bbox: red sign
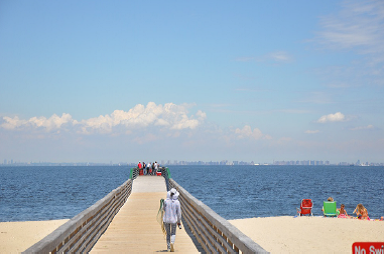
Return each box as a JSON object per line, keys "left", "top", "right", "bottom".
{"left": 352, "top": 242, "right": 384, "bottom": 254}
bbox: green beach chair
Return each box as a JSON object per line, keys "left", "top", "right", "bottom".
{"left": 323, "top": 201, "right": 338, "bottom": 217}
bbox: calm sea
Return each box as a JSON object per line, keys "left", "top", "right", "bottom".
{"left": 171, "top": 165, "right": 384, "bottom": 220}
{"left": 0, "top": 166, "right": 130, "bottom": 222}
{"left": 0, "top": 165, "right": 383, "bottom": 222}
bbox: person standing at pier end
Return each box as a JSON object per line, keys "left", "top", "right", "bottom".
{"left": 163, "top": 188, "right": 181, "bottom": 252}
{"left": 147, "top": 162, "right": 151, "bottom": 175}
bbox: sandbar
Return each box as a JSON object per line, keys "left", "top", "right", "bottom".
{"left": 229, "top": 216, "right": 384, "bottom": 254}
{"left": 0, "top": 219, "right": 69, "bottom": 253}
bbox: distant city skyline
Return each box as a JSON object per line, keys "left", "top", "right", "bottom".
{"left": 1, "top": 1, "right": 383, "bottom": 163}
{"left": 2, "top": 158, "right": 383, "bottom": 167}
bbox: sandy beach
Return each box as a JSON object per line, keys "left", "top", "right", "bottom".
{"left": 229, "top": 216, "right": 384, "bottom": 254}
{"left": 0, "top": 219, "right": 69, "bottom": 253}
{"left": 1, "top": 216, "right": 383, "bottom": 253}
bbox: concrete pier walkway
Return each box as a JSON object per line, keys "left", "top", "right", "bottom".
{"left": 91, "top": 176, "right": 199, "bottom": 253}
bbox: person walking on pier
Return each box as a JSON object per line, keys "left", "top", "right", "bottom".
{"left": 163, "top": 188, "right": 181, "bottom": 252}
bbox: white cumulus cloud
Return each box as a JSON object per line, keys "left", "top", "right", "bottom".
{"left": 0, "top": 102, "right": 207, "bottom": 135}
{"left": 1, "top": 113, "right": 74, "bottom": 131}
{"left": 316, "top": 112, "right": 346, "bottom": 123}
{"left": 234, "top": 125, "right": 271, "bottom": 140}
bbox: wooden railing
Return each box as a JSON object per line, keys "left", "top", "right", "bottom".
{"left": 130, "top": 167, "right": 139, "bottom": 180}
{"left": 23, "top": 169, "right": 136, "bottom": 253}
{"left": 166, "top": 175, "right": 268, "bottom": 253}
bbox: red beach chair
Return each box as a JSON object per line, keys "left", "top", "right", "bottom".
{"left": 296, "top": 199, "right": 313, "bottom": 216}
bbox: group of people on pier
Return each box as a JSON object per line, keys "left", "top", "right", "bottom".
{"left": 137, "top": 161, "right": 159, "bottom": 175}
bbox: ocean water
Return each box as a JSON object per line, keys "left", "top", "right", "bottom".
{"left": 0, "top": 166, "right": 130, "bottom": 222}
{"left": 170, "top": 165, "right": 384, "bottom": 220}
{"left": 0, "top": 165, "right": 383, "bottom": 222}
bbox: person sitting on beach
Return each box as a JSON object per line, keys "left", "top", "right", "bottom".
{"left": 353, "top": 203, "right": 369, "bottom": 220}
{"left": 321, "top": 197, "right": 334, "bottom": 212}
{"left": 337, "top": 204, "right": 348, "bottom": 218}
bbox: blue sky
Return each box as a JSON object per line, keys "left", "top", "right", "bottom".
{"left": 1, "top": 0, "right": 383, "bottom": 164}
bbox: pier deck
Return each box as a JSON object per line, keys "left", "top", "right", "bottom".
{"left": 91, "top": 176, "right": 199, "bottom": 253}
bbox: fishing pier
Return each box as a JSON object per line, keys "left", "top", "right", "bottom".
{"left": 24, "top": 168, "right": 267, "bottom": 253}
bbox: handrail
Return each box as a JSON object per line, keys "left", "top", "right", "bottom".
{"left": 161, "top": 167, "right": 170, "bottom": 190}
{"left": 23, "top": 178, "right": 133, "bottom": 253}
{"left": 130, "top": 167, "right": 139, "bottom": 179}
{"left": 166, "top": 177, "right": 268, "bottom": 254}
{"left": 164, "top": 167, "right": 171, "bottom": 179}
